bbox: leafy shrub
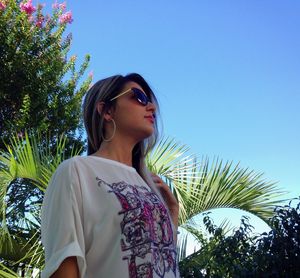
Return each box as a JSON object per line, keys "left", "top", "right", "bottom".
{"left": 179, "top": 197, "right": 300, "bottom": 277}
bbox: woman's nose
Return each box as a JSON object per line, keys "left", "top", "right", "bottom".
{"left": 146, "top": 101, "right": 156, "bottom": 113}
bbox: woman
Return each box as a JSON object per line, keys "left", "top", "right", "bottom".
{"left": 41, "top": 73, "right": 180, "bottom": 278}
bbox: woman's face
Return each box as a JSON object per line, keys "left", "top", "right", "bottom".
{"left": 111, "top": 81, "right": 156, "bottom": 142}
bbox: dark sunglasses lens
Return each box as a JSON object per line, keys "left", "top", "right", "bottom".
{"left": 132, "top": 88, "right": 150, "bottom": 106}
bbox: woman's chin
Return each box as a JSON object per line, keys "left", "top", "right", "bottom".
{"left": 139, "top": 127, "right": 155, "bottom": 140}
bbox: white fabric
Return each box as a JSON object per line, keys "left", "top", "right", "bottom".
{"left": 41, "top": 156, "right": 179, "bottom": 278}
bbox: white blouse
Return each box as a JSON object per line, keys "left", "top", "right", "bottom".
{"left": 41, "top": 156, "right": 179, "bottom": 278}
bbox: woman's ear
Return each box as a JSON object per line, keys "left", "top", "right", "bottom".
{"left": 96, "top": 101, "right": 105, "bottom": 115}
{"left": 96, "top": 101, "right": 113, "bottom": 121}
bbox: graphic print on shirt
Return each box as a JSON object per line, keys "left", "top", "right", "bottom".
{"left": 96, "top": 177, "right": 177, "bottom": 278}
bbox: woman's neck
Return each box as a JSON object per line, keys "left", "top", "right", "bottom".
{"left": 93, "top": 136, "right": 137, "bottom": 167}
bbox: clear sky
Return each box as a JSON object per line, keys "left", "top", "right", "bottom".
{"left": 43, "top": 0, "right": 300, "bottom": 234}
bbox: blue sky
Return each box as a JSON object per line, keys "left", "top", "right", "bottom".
{"left": 44, "top": 0, "right": 300, "bottom": 233}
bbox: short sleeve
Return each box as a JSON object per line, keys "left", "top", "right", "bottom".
{"left": 41, "top": 159, "right": 86, "bottom": 278}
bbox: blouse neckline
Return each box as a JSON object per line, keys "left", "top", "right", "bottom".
{"left": 87, "top": 155, "right": 137, "bottom": 173}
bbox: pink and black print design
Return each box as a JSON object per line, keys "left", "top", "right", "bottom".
{"left": 96, "top": 178, "right": 177, "bottom": 278}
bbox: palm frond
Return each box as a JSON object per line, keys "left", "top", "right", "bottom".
{"left": 187, "top": 157, "right": 285, "bottom": 223}
{"left": 0, "top": 131, "right": 81, "bottom": 273}
{"left": 0, "top": 227, "right": 29, "bottom": 262}
{"left": 177, "top": 229, "right": 189, "bottom": 262}
{"left": 0, "top": 265, "right": 18, "bottom": 278}
{"left": 147, "top": 138, "right": 285, "bottom": 228}
{"left": 15, "top": 230, "right": 44, "bottom": 275}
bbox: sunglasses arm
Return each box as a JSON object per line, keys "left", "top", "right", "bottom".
{"left": 109, "top": 88, "right": 132, "bottom": 101}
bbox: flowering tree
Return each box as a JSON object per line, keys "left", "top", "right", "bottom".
{"left": 0, "top": 0, "right": 92, "bottom": 152}
{"left": 0, "top": 1, "right": 92, "bottom": 275}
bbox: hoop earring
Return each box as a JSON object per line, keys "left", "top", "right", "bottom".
{"left": 102, "top": 119, "right": 116, "bottom": 142}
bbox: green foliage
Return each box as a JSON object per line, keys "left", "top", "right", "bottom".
{"left": 0, "top": 131, "right": 81, "bottom": 276}
{"left": 179, "top": 215, "right": 256, "bottom": 277}
{"left": 179, "top": 197, "right": 300, "bottom": 277}
{"left": 0, "top": 0, "right": 92, "bottom": 152}
{"left": 253, "top": 198, "right": 300, "bottom": 276}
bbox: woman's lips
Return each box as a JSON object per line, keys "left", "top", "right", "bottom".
{"left": 144, "top": 116, "right": 154, "bottom": 123}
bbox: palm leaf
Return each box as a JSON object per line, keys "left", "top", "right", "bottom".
{"left": 177, "top": 229, "right": 189, "bottom": 262}
{"left": 147, "top": 138, "right": 285, "bottom": 226}
{"left": 186, "top": 157, "right": 285, "bottom": 222}
{"left": 0, "top": 266, "right": 18, "bottom": 278}
{"left": 14, "top": 230, "right": 44, "bottom": 276}
{"left": 0, "top": 131, "right": 81, "bottom": 273}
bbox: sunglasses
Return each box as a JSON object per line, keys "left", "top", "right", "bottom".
{"left": 109, "top": 87, "right": 152, "bottom": 106}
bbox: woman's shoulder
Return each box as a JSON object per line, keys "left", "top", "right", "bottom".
{"left": 47, "top": 156, "right": 93, "bottom": 190}
{"left": 54, "top": 155, "right": 105, "bottom": 176}
{"left": 55, "top": 155, "right": 80, "bottom": 171}
{"left": 56, "top": 155, "right": 137, "bottom": 179}
{"left": 51, "top": 156, "right": 89, "bottom": 182}
{"left": 58, "top": 155, "right": 96, "bottom": 168}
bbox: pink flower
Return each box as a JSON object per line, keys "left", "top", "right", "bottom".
{"left": 36, "top": 15, "right": 44, "bottom": 27}
{"left": 59, "top": 11, "right": 73, "bottom": 24}
{"left": 59, "top": 2, "right": 66, "bottom": 11}
{"left": 52, "top": 0, "right": 59, "bottom": 9}
{"left": 0, "top": 1, "right": 6, "bottom": 10}
{"left": 20, "top": 0, "right": 36, "bottom": 15}
{"left": 28, "top": 15, "right": 34, "bottom": 22}
{"left": 88, "top": 71, "right": 94, "bottom": 79}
